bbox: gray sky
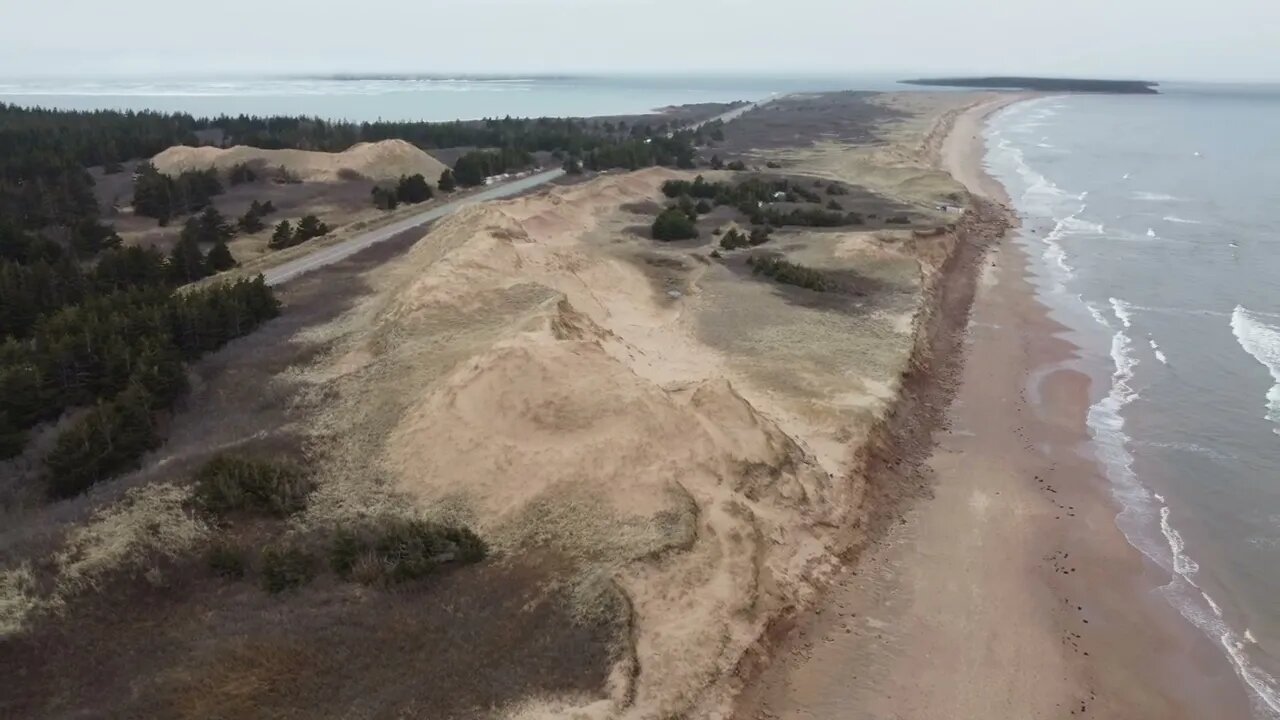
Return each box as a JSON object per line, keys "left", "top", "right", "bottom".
{"left": 3, "top": 0, "right": 1279, "bottom": 81}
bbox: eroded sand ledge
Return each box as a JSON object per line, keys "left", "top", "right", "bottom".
{"left": 735, "top": 97, "right": 1256, "bottom": 720}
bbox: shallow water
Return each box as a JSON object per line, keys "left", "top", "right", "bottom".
{"left": 984, "top": 85, "right": 1280, "bottom": 719}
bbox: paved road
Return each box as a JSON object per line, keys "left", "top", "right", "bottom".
{"left": 262, "top": 169, "right": 565, "bottom": 285}
{"left": 686, "top": 94, "right": 776, "bottom": 132}
{"left": 264, "top": 97, "right": 776, "bottom": 286}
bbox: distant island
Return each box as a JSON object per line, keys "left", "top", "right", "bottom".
{"left": 902, "top": 76, "right": 1159, "bottom": 94}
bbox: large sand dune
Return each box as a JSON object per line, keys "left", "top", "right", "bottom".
{"left": 0, "top": 93, "right": 1004, "bottom": 719}
{"left": 151, "top": 139, "right": 447, "bottom": 182}
{"left": 290, "top": 167, "right": 968, "bottom": 717}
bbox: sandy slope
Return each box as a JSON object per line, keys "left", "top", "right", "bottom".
{"left": 151, "top": 139, "right": 447, "bottom": 182}
{"left": 294, "top": 170, "right": 836, "bottom": 717}
{"left": 281, "top": 144, "right": 982, "bottom": 716}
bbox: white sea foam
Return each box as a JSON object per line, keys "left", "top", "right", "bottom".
{"left": 1083, "top": 299, "right": 1280, "bottom": 715}
{"left": 1204, "top": 592, "right": 1224, "bottom": 616}
{"left": 991, "top": 136, "right": 1280, "bottom": 714}
{"left": 1164, "top": 215, "right": 1203, "bottom": 225}
{"left": 1231, "top": 306, "right": 1280, "bottom": 434}
{"left": 1110, "top": 297, "right": 1135, "bottom": 328}
{"left": 1086, "top": 302, "right": 1112, "bottom": 329}
{"left": 1161, "top": 505, "right": 1200, "bottom": 575}
{"left": 1133, "top": 191, "right": 1181, "bottom": 202}
{"left": 1149, "top": 338, "right": 1169, "bottom": 364}
{"left": 1142, "top": 441, "right": 1234, "bottom": 463}
{"left": 1152, "top": 476, "right": 1280, "bottom": 717}
{"left": 1061, "top": 216, "right": 1105, "bottom": 235}
{"left": 1147, "top": 227, "right": 1157, "bottom": 238}
{"left": 1127, "top": 304, "right": 1233, "bottom": 319}
{"left": 1083, "top": 304, "right": 1280, "bottom": 716}
{"left": 1036, "top": 208, "right": 1091, "bottom": 287}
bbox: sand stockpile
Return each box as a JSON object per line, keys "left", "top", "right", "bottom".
{"left": 151, "top": 139, "right": 448, "bottom": 182}
{"left": 293, "top": 169, "right": 868, "bottom": 718}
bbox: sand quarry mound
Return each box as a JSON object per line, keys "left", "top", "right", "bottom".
{"left": 151, "top": 139, "right": 447, "bottom": 182}
{"left": 295, "top": 169, "right": 864, "bottom": 718}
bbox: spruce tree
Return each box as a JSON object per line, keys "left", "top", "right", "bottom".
{"left": 294, "top": 215, "right": 329, "bottom": 242}
{"left": 438, "top": 168, "right": 457, "bottom": 193}
{"left": 395, "top": 174, "right": 432, "bottom": 204}
{"left": 270, "top": 220, "right": 294, "bottom": 250}
{"left": 207, "top": 240, "right": 237, "bottom": 272}
{"left": 168, "top": 237, "right": 209, "bottom": 284}
{"left": 197, "top": 206, "right": 234, "bottom": 243}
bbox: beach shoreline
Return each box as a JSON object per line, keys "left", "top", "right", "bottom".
{"left": 732, "top": 96, "right": 1256, "bottom": 719}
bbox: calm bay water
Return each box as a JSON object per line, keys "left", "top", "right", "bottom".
{"left": 985, "top": 86, "right": 1280, "bottom": 718}
{"left": 0, "top": 74, "right": 907, "bottom": 121}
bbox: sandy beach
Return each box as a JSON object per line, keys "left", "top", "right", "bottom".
{"left": 733, "top": 98, "right": 1256, "bottom": 719}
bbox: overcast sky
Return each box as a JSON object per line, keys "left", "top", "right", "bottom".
{"left": 2, "top": 0, "right": 1278, "bottom": 81}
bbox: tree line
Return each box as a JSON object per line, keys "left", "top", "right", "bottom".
{"left": 2, "top": 102, "right": 723, "bottom": 238}
{"left": 0, "top": 221, "right": 280, "bottom": 497}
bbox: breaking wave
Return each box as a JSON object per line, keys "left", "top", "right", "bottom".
{"left": 1231, "top": 306, "right": 1280, "bottom": 434}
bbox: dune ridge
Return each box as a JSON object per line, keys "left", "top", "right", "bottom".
{"left": 283, "top": 154, "right": 1007, "bottom": 716}
{"left": 151, "top": 139, "right": 448, "bottom": 182}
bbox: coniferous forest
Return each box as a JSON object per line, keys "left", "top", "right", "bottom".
{"left": 0, "top": 100, "right": 723, "bottom": 497}
{"left": 0, "top": 103, "right": 284, "bottom": 498}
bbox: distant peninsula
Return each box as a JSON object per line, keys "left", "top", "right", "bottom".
{"left": 902, "top": 76, "right": 1159, "bottom": 94}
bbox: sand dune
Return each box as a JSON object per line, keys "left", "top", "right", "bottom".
{"left": 151, "top": 139, "right": 448, "bottom": 182}
{"left": 285, "top": 164, "right": 976, "bottom": 717}
{"left": 299, "top": 172, "right": 841, "bottom": 717}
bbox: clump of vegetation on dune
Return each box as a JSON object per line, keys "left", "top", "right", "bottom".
{"left": 652, "top": 207, "right": 699, "bottom": 241}
{"left": 719, "top": 226, "right": 772, "bottom": 250}
{"left": 260, "top": 542, "right": 316, "bottom": 593}
{"left": 193, "top": 455, "right": 313, "bottom": 518}
{"left": 660, "top": 174, "right": 865, "bottom": 229}
{"left": 747, "top": 254, "right": 829, "bottom": 292}
{"left": 330, "top": 517, "right": 487, "bottom": 587}
{"left": 188, "top": 451, "right": 487, "bottom": 593}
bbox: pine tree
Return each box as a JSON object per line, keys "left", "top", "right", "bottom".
{"left": 239, "top": 210, "right": 266, "bottom": 234}
{"left": 197, "top": 206, "right": 234, "bottom": 243}
{"left": 207, "top": 240, "right": 237, "bottom": 272}
{"left": 371, "top": 186, "right": 398, "bottom": 211}
{"left": 294, "top": 215, "right": 330, "bottom": 242}
{"left": 45, "top": 382, "right": 159, "bottom": 499}
{"left": 438, "top": 168, "right": 457, "bottom": 193}
{"left": 269, "top": 220, "right": 294, "bottom": 250}
{"left": 395, "top": 174, "right": 432, "bottom": 204}
{"left": 168, "top": 237, "right": 209, "bottom": 284}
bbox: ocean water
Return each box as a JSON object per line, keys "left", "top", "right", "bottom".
{"left": 984, "top": 86, "right": 1280, "bottom": 718}
{"left": 0, "top": 74, "right": 907, "bottom": 122}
